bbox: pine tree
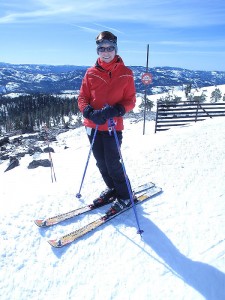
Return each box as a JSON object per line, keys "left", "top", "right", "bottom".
{"left": 210, "top": 88, "right": 222, "bottom": 103}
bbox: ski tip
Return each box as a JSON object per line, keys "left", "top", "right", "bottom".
{"left": 48, "top": 239, "right": 63, "bottom": 248}
{"left": 34, "top": 219, "right": 46, "bottom": 227}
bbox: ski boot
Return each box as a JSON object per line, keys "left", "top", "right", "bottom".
{"left": 92, "top": 188, "right": 116, "bottom": 208}
{"left": 105, "top": 196, "right": 137, "bottom": 218}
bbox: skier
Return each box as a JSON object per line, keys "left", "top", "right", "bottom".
{"left": 78, "top": 31, "right": 136, "bottom": 215}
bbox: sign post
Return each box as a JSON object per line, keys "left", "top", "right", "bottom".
{"left": 142, "top": 44, "right": 152, "bottom": 135}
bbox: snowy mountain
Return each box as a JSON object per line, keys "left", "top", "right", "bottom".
{"left": 1, "top": 62, "right": 225, "bottom": 95}
{"left": 0, "top": 63, "right": 87, "bottom": 94}
{"left": 0, "top": 112, "right": 225, "bottom": 299}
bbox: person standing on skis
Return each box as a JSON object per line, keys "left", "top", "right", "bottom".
{"left": 78, "top": 31, "right": 136, "bottom": 215}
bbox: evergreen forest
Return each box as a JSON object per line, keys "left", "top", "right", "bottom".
{"left": 0, "top": 94, "right": 80, "bottom": 134}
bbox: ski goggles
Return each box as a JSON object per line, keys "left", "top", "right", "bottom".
{"left": 97, "top": 46, "right": 116, "bottom": 53}
{"left": 96, "top": 38, "right": 117, "bottom": 45}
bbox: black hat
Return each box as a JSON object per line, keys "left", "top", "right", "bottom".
{"left": 96, "top": 31, "right": 117, "bottom": 44}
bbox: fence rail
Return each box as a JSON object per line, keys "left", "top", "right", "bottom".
{"left": 155, "top": 101, "right": 225, "bottom": 133}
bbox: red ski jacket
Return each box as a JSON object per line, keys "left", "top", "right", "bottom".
{"left": 78, "top": 55, "right": 136, "bottom": 131}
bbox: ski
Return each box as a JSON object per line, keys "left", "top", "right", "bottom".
{"left": 34, "top": 182, "right": 155, "bottom": 228}
{"left": 48, "top": 185, "right": 162, "bottom": 248}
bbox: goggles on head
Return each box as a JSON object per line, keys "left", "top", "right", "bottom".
{"left": 96, "top": 31, "right": 117, "bottom": 45}
{"left": 96, "top": 38, "right": 117, "bottom": 45}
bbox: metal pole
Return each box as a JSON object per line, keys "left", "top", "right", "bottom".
{"left": 109, "top": 118, "right": 143, "bottom": 235}
{"left": 143, "top": 44, "right": 149, "bottom": 135}
{"left": 43, "top": 124, "right": 56, "bottom": 182}
{"left": 76, "top": 125, "right": 98, "bottom": 198}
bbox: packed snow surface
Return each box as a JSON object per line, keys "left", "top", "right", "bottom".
{"left": 1, "top": 116, "right": 225, "bottom": 300}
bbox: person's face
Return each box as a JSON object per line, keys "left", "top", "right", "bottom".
{"left": 98, "top": 42, "right": 116, "bottom": 63}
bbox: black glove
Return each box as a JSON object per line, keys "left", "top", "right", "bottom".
{"left": 102, "top": 104, "right": 125, "bottom": 119}
{"left": 83, "top": 105, "right": 106, "bottom": 125}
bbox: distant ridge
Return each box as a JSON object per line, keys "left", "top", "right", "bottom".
{"left": 1, "top": 62, "right": 225, "bottom": 95}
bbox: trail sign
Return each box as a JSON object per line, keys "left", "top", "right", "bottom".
{"left": 141, "top": 73, "right": 152, "bottom": 85}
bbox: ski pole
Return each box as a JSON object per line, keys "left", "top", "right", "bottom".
{"left": 76, "top": 125, "right": 98, "bottom": 198}
{"left": 43, "top": 124, "right": 57, "bottom": 183}
{"left": 108, "top": 118, "right": 143, "bottom": 235}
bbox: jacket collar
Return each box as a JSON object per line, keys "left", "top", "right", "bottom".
{"left": 95, "top": 55, "right": 122, "bottom": 72}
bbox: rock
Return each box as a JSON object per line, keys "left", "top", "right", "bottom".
{"left": 1, "top": 154, "right": 10, "bottom": 160}
{"left": 43, "top": 147, "right": 54, "bottom": 153}
{"left": 12, "top": 136, "right": 23, "bottom": 145}
{"left": 34, "top": 146, "right": 43, "bottom": 153}
{"left": 28, "top": 159, "right": 51, "bottom": 169}
{"left": 28, "top": 148, "right": 35, "bottom": 156}
{"left": 4, "top": 157, "right": 20, "bottom": 172}
{"left": 0, "top": 137, "right": 9, "bottom": 147}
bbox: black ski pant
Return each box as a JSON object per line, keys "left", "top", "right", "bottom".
{"left": 87, "top": 128, "right": 130, "bottom": 200}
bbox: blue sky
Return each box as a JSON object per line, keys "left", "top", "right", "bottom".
{"left": 0, "top": 0, "right": 225, "bottom": 71}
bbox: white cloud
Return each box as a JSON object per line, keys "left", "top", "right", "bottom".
{"left": 0, "top": 0, "right": 225, "bottom": 27}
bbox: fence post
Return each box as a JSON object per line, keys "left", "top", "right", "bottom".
{"left": 195, "top": 101, "right": 199, "bottom": 122}
{"left": 154, "top": 101, "right": 159, "bottom": 133}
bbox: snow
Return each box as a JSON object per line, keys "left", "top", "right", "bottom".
{"left": 1, "top": 114, "right": 225, "bottom": 299}
{"left": 146, "top": 84, "right": 225, "bottom": 109}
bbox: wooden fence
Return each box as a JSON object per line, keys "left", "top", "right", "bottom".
{"left": 155, "top": 101, "right": 225, "bottom": 133}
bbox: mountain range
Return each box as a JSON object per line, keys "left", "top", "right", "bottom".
{"left": 1, "top": 62, "right": 225, "bottom": 95}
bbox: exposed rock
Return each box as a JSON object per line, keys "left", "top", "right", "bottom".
{"left": 28, "top": 159, "right": 51, "bottom": 169}
{"left": 1, "top": 154, "right": 10, "bottom": 160}
{"left": 34, "top": 146, "right": 43, "bottom": 153}
{"left": 28, "top": 148, "right": 35, "bottom": 156}
{"left": 0, "top": 137, "right": 9, "bottom": 147}
{"left": 12, "top": 136, "right": 23, "bottom": 145}
{"left": 43, "top": 147, "right": 54, "bottom": 153}
{"left": 1, "top": 127, "right": 68, "bottom": 169}
{"left": 27, "top": 146, "right": 43, "bottom": 156}
{"left": 17, "top": 152, "right": 26, "bottom": 158}
{"left": 4, "top": 157, "right": 20, "bottom": 172}
{"left": 38, "top": 132, "right": 57, "bottom": 142}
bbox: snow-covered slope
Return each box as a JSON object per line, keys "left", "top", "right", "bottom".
{"left": 0, "top": 116, "right": 225, "bottom": 300}
{"left": 136, "top": 84, "right": 225, "bottom": 111}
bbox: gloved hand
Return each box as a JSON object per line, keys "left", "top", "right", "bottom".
{"left": 102, "top": 104, "right": 125, "bottom": 119}
{"left": 83, "top": 105, "right": 106, "bottom": 125}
